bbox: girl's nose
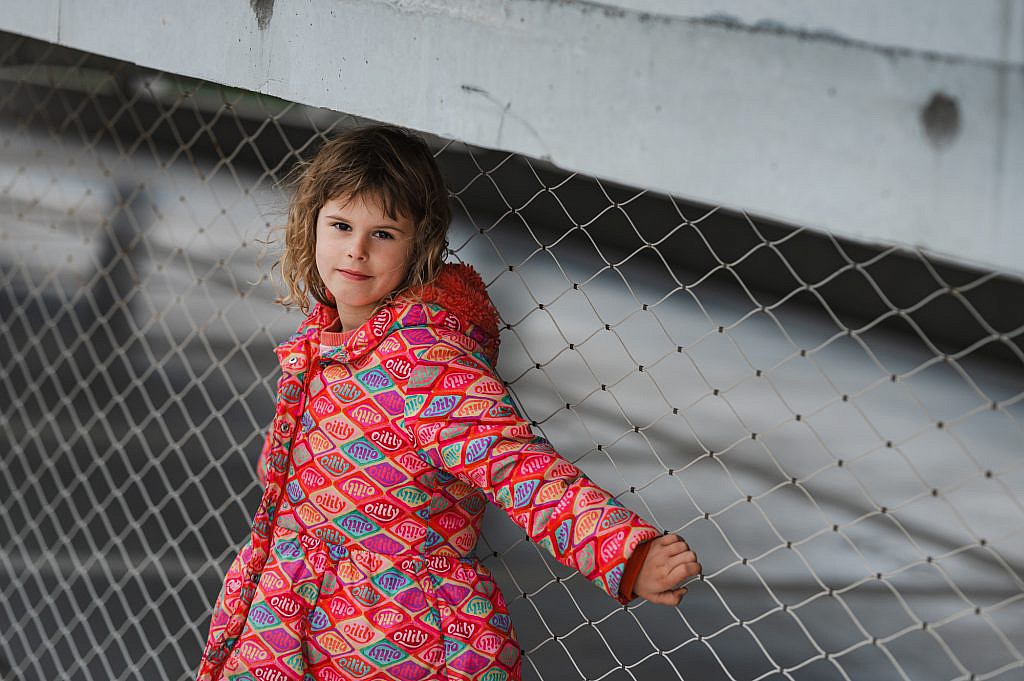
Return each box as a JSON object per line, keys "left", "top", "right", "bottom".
{"left": 346, "top": 233, "right": 369, "bottom": 260}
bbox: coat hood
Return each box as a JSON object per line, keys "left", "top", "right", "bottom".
{"left": 284, "top": 263, "right": 502, "bottom": 367}
{"left": 404, "top": 262, "right": 501, "bottom": 353}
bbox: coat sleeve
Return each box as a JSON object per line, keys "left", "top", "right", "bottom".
{"left": 404, "top": 339, "right": 660, "bottom": 604}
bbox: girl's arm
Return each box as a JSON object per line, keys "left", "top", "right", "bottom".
{"left": 405, "top": 340, "right": 681, "bottom": 605}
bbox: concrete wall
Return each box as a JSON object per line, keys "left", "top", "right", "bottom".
{"left": 614, "top": 1, "right": 1024, "bottom": 66}
{"left": 2, "top": 0, "right": 1022, "bottom": 276}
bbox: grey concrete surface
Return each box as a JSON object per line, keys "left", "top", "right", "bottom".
{"left": 1, "top": 3, "right": 1023, "bottom": 276}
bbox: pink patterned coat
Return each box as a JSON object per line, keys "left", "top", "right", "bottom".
{"left": 196, "top": 264, "right": 659, "bottom": 680}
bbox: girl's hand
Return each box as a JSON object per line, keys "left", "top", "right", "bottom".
{"left": 634, "top": 534, "right": 701, "bottom": 606}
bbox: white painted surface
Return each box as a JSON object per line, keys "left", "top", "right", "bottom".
{"left": 614, "top": 0, "right": 1024, "bottom": 65}
{"left": 1, "top": 0, "right": 1022, "bottom": 275}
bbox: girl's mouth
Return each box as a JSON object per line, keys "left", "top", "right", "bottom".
{"left": 338, "top": 268, "right": 371, "bottom": 281}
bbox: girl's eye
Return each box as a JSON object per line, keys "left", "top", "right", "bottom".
{"left": 331, "top": 221, "right": 351, "bottom": 232}
{"left": 372, "top": 230, "right": 394, "bottom": 240}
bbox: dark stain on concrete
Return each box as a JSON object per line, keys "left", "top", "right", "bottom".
{"left": 921, "top": 92, "right": 960, "bottom": 150}
{"left": 250, "top": 0, "right": 275, "bottom": 30}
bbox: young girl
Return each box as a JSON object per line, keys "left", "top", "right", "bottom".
{"left": 196, "top": 125, "right": 701, "bottom": 681}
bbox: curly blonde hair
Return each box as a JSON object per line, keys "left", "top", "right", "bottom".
{"left": 275, "top": 125, "right": 451, "bottom": 313}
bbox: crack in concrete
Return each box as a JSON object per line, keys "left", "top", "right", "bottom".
{"left": 461, "top": 83, "right": 552, "bottom": 160}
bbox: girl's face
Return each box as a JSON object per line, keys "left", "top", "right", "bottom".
{"left": 315, "top": 193, "right": 415, "bottom": 330}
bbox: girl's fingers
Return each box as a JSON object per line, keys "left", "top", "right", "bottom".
{"left": 660, "top": 541, "right": 691, "bottom": 558}
{"left": 658, "top": 547, "right": 696, "bottom": 564}
{"left": 655, "top": 533, "right": 685, "bottom": 548}
{"left": 644, "top": 586, "right": 687, "bottom": 606}
{"left": 668, "top": 554, "right": 700, "bottom": 573}
{"left": 664, "top": 560, "right": 701, "bottom": 585}
{"left": 655, "top": 551, "right": 699, "bottom": 574}
{"left": 649, "top": 535, "right": 692, "bottom": 564}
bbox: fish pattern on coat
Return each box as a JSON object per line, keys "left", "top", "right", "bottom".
{"left": 196, "top": 264, "right": 660, "bottom": 681}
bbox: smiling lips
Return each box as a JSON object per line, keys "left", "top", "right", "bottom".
{"left": 338, "top": 268, "right": 371, "bottom": 281}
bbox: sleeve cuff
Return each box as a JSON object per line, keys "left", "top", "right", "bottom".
{"left": 618, "top": 536, "right": 655, "bottom": 601}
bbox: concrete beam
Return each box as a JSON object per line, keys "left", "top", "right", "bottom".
{"left": 2, "top": 0, "right": 1022, "bottom": 275}
{"left": 614, "top": 1, "right": 1024, "bottom": 66}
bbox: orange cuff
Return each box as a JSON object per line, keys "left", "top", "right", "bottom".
{"left": 618, "top": 537, "right": 654, "bottom": 601}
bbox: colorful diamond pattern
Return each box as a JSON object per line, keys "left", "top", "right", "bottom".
{"left": 198, "top": 269, "right": 659, "bottom": 681}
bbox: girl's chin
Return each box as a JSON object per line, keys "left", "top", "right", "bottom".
{"left": 331, "top": 296, "right": 384, "bottom": 312}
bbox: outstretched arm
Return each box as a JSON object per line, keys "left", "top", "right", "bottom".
{"left": 405, "top": 342, "right": 661, "bottom": 604}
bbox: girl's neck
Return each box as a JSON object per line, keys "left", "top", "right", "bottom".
{"left": 336, "top": 304, "right": 374, "bottom": 333}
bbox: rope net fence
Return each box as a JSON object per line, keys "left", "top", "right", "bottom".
{"left": 1, "top": 32, "right": 1023, "bottom": 681}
